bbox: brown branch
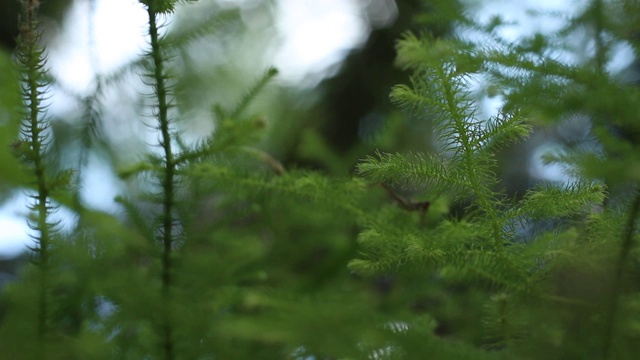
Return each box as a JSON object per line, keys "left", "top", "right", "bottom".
{"left": 380, "top": 183, "right": 430, "bottom": 213}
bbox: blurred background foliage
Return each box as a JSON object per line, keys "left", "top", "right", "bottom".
{"left": 1, "top": 0, "right": 639, "bottom": 357}
{"left": 0, "top": 0, "right": 448, "bottom": 175}
{"left": 0, "top": 1, "right": 472, "bottom": 354}
{"left": 0, "top": 0, "right": 636, "bottom": 189}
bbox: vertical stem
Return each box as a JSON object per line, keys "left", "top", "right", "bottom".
{"left": 19, "top": 0, "right": 51, "bottom": 356}
{"left": 146, "top": 7, "right": 176, "bottom": 360}
{"left": 602, "top": 190, "right": 640, "bottom": 359}
{"left": 438, "top": 70, "right": 503, "bottom": 250}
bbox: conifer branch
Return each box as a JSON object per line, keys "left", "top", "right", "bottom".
{"left": 16, "top": 0, "right": 56, "bottom": 355}
{"left": 145, "top": 2, "right": 177, "bottom": 359}
{"left": 380, "top": 183, "right": 430, "bottom": 213}
{"left": 229, "top": 67, "right": 278, "bottom": 120}
{"left": 512, "top": 182, "right": 605, "bottom": 221}
{"left": 3, "top": 0, "right": 640, "bottom": 357}
{"left": 163, "top": 8, "right": 240, "bottom": 50}
{"left": 431, "top": 65, "right": 504, "bottom": 249}
{"left": 239, "top": 146, "right": 286, "bottom": 175}
{"left": 186, "top": 165, "right": 366, "bottom": 218}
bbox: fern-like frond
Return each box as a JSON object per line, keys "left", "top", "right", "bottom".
{"left": 482, "top": 293, "right": 525, "bottom": 349}
{"left": 13, "top": 1, "right": 74, "bottom": 354}
{"left": 395, "top": 33, "right": 478, "bottom": 74}
{"left": 357, "top": 151, "right": 471, "bottom": 198}
{"left": 391, "top": 68, "right": 478, "bottom": 151}
{"left": 164, "top": 7, "right": 241, "bottom": 50}
{"left": 227, "top": 67, "right": 279, "bottom": 120}
{"left": 185, "top": 164, "right": 366, "bottom": 218}
{"left": 441, "top": 249, "right": 533, "bottom": 293}
{"left": 513, "top": 182, "right": 605, "bottom": 221}
{"left": 476, "top": 109, "right": 532, "bottom": 153}
{"left": 170, "top": 68, "right": 277, "bottom": 167}
{"left": 349, "top": 218, "right": 484, "bottom": 277}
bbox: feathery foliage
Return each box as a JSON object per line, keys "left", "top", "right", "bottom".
{"left": 10, "top": 1, "right": 68, "bottom": 357}
{"left": 1, "top": 0, "right": 640, "bottom": 359}
{"left": 350, "top": 0, "right": 640, "bottom": 358}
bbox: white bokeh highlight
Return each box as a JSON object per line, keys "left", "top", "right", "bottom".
{"left": 272, "top": 0, "right": 370, "bottom": 86}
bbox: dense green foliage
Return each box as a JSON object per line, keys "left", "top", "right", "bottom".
{"left": 1, "top": 0, "right": 640, "bottom": 359}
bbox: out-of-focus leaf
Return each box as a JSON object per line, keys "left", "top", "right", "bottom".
{"left": 0, "top": 49, "right": 26, "bottom": 193}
